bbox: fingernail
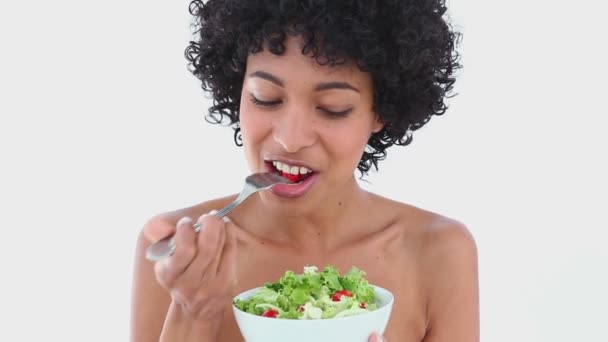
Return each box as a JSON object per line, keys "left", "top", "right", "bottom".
{"left": 199, "top": 211, "right": 214, "bottom": 219}
{"left": 209, "top": 209, "right": 219, "bottom": 215}
{"left": 222, "top": 215, "right": 231, "bottom": 223}
{"left": 177, "top": 216, "right": 192, "bottom": 226}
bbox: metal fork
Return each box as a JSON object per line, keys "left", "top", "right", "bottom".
{"left": 145, "top": 172, "right": 290, "bottom": 261}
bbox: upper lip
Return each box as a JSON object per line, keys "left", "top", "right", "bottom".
{"left": 263, "top": 156, "right": 317, "bottom": 172}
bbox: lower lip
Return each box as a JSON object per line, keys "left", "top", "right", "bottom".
{"left": 271, "top": 173, "right": 318, "bottom": 198}
{"left": 265, "top": 164, "right": 318, "bottom": 198}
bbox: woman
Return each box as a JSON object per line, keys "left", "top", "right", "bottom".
{"left": 131, "top": 1, "right": 478, "bottom": 341}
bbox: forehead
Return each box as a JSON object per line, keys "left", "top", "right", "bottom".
{"left": 245, "top": 35, "right": 371, "bottom": 85}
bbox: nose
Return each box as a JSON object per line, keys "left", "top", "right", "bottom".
{"left": 272, "top": 108, "right": 317, "bottom": 153}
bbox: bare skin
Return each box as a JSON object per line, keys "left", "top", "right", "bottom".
{"left": 131, "top": 36, "right": 478, "bottom": 342}
{"left": 132, "top": 194, "right": 478, "bottom": 341}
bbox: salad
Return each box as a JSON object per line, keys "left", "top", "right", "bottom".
{"left": 233, "top": 265, "right": 378, "bottom": 319}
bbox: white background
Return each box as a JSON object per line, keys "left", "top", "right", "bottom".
{"left": 1, "top": 0, "right": 606, "bottom": 341}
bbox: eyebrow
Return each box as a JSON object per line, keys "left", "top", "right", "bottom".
{"left": 248, "top": 70, "right": 360, "bottom": 93}
{"left": 314, "top": 81, "right": 359, "bottom": 93}
{"left": 249, "top": 70, "right": 284, "bottom": 87}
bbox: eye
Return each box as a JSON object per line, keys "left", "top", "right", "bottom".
{"left": 319, "top": 107, "right": 353, "bottom": 118}
{"left": 249, "top": 94, "right": 282, "bottom": 107}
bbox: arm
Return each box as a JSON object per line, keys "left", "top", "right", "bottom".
{"left": 422, "top": 221, "right": 479, "bottom": 342}
{"left": 130, "top": 216, "right": 172, "bottom": 342}
{"left": 159, "top": 303, "right": 223, "bottom": 341}
{"left": 130, "top": 213, "right": 236, "bottom": 342}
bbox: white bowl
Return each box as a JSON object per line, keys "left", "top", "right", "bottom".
{"left": 232, "top": 285, "right": 394, "bottom": 342}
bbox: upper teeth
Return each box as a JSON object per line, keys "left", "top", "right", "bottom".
{"left": 272, "top": 161, "right": 311, "bottom": 175}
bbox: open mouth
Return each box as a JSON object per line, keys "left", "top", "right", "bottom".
{"left": 265, "top": 161, "right": 315, "bottom": 184}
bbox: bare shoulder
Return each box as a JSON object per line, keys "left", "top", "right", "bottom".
{"left": 403, "top": 201, "right": 476, "bottom": 276}
{"left": 380, "top": 196, "right": 476, "bottom": 258}
{"left": 383, "top": 200, "right": 479, "bottom": 341}
{"left": 419, "top": 212, "right": 477, "bottom": 261}
{"left": 415, "top": 211, "right": 478, "bottom": 290}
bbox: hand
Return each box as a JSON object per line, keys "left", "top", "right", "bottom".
{"left": 147, "top": 212, "right": 238, "bottom": 321}
{"left": 369, "top": 332, "right": 387, "bottom": 342}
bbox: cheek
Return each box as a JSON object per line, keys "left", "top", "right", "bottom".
{"left": 239, "top": 101, "right": 265, "bottom": 145}
{"left": 239, "top": 102, "right": 265, "bottom": 169}
{"left": 239, "top": 102, "right": 277, "bottom": 167}
{"left": 324, "top": 126, "right": 371, "bottom": 166}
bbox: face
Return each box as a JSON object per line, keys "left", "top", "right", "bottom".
{"left": 239, "top": 35, "right": 383, "bottom": 210}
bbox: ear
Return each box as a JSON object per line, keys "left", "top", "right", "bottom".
{"left": 371, "top": 113, "right": 384, "bottom": 134}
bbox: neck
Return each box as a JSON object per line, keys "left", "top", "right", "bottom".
{"left": 243, "top": 177, "right": 374, "bottom": 252}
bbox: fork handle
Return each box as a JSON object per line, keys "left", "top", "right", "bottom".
{"left": 213, "top": 200, "right": 239, "bottom": 219}
{"left": 145, "top": 236, "right": 176, "bottom": 261}
{"left": 145, "top": 196, "right": 243, "bottom": 261}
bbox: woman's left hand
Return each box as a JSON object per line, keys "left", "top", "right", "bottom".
{"left": 369, "top": 332, "right": 387, "bottom": 342}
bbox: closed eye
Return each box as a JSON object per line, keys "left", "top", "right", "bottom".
{"left": 249, "top": 94, "right": 282, "bottom": 107}
{"left": 319, "top": 107, "right": 353, "bottom": 118}
{"left": 250, "top": 93, "right": 352, "bottom": 117}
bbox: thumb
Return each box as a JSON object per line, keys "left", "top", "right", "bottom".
{"left": 369, "top": 332, "right": 386, "bottom": 342}
{"left": 143, "top": 216, "right": 180, "bottom": 243}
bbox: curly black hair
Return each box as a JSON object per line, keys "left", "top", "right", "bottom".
{"left": 185, "top": 0, "right": 461, "bottom": 175}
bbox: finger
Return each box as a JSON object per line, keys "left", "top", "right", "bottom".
{"left": 207, "top": 215, "right": 227, "bottom": 277}
{"left": 154, "top": 217, "right": 197, "bottom": 289}
{"left": 368, "top": 332, "right": 385, "bottom": 342}
{"left": 217, "top": 217, "right": 238, "bottom": 287}
{"left": 143, "top": 216, "right": 175, "bottom": 243}
{"left": 197, "top": 212, "right": 225, "bottom": 266}
{"left": 181, "top": 212, "right": 224, "bottom": 282}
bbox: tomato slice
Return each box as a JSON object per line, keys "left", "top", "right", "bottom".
{"left": 281, "top": 171, "right": 302, "bottom": 183}
{"left": 331, "top": 290, "right": 353, "bottom": 301}
{"left": 261, "top": 309, "right": 279, "bottom": 318}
